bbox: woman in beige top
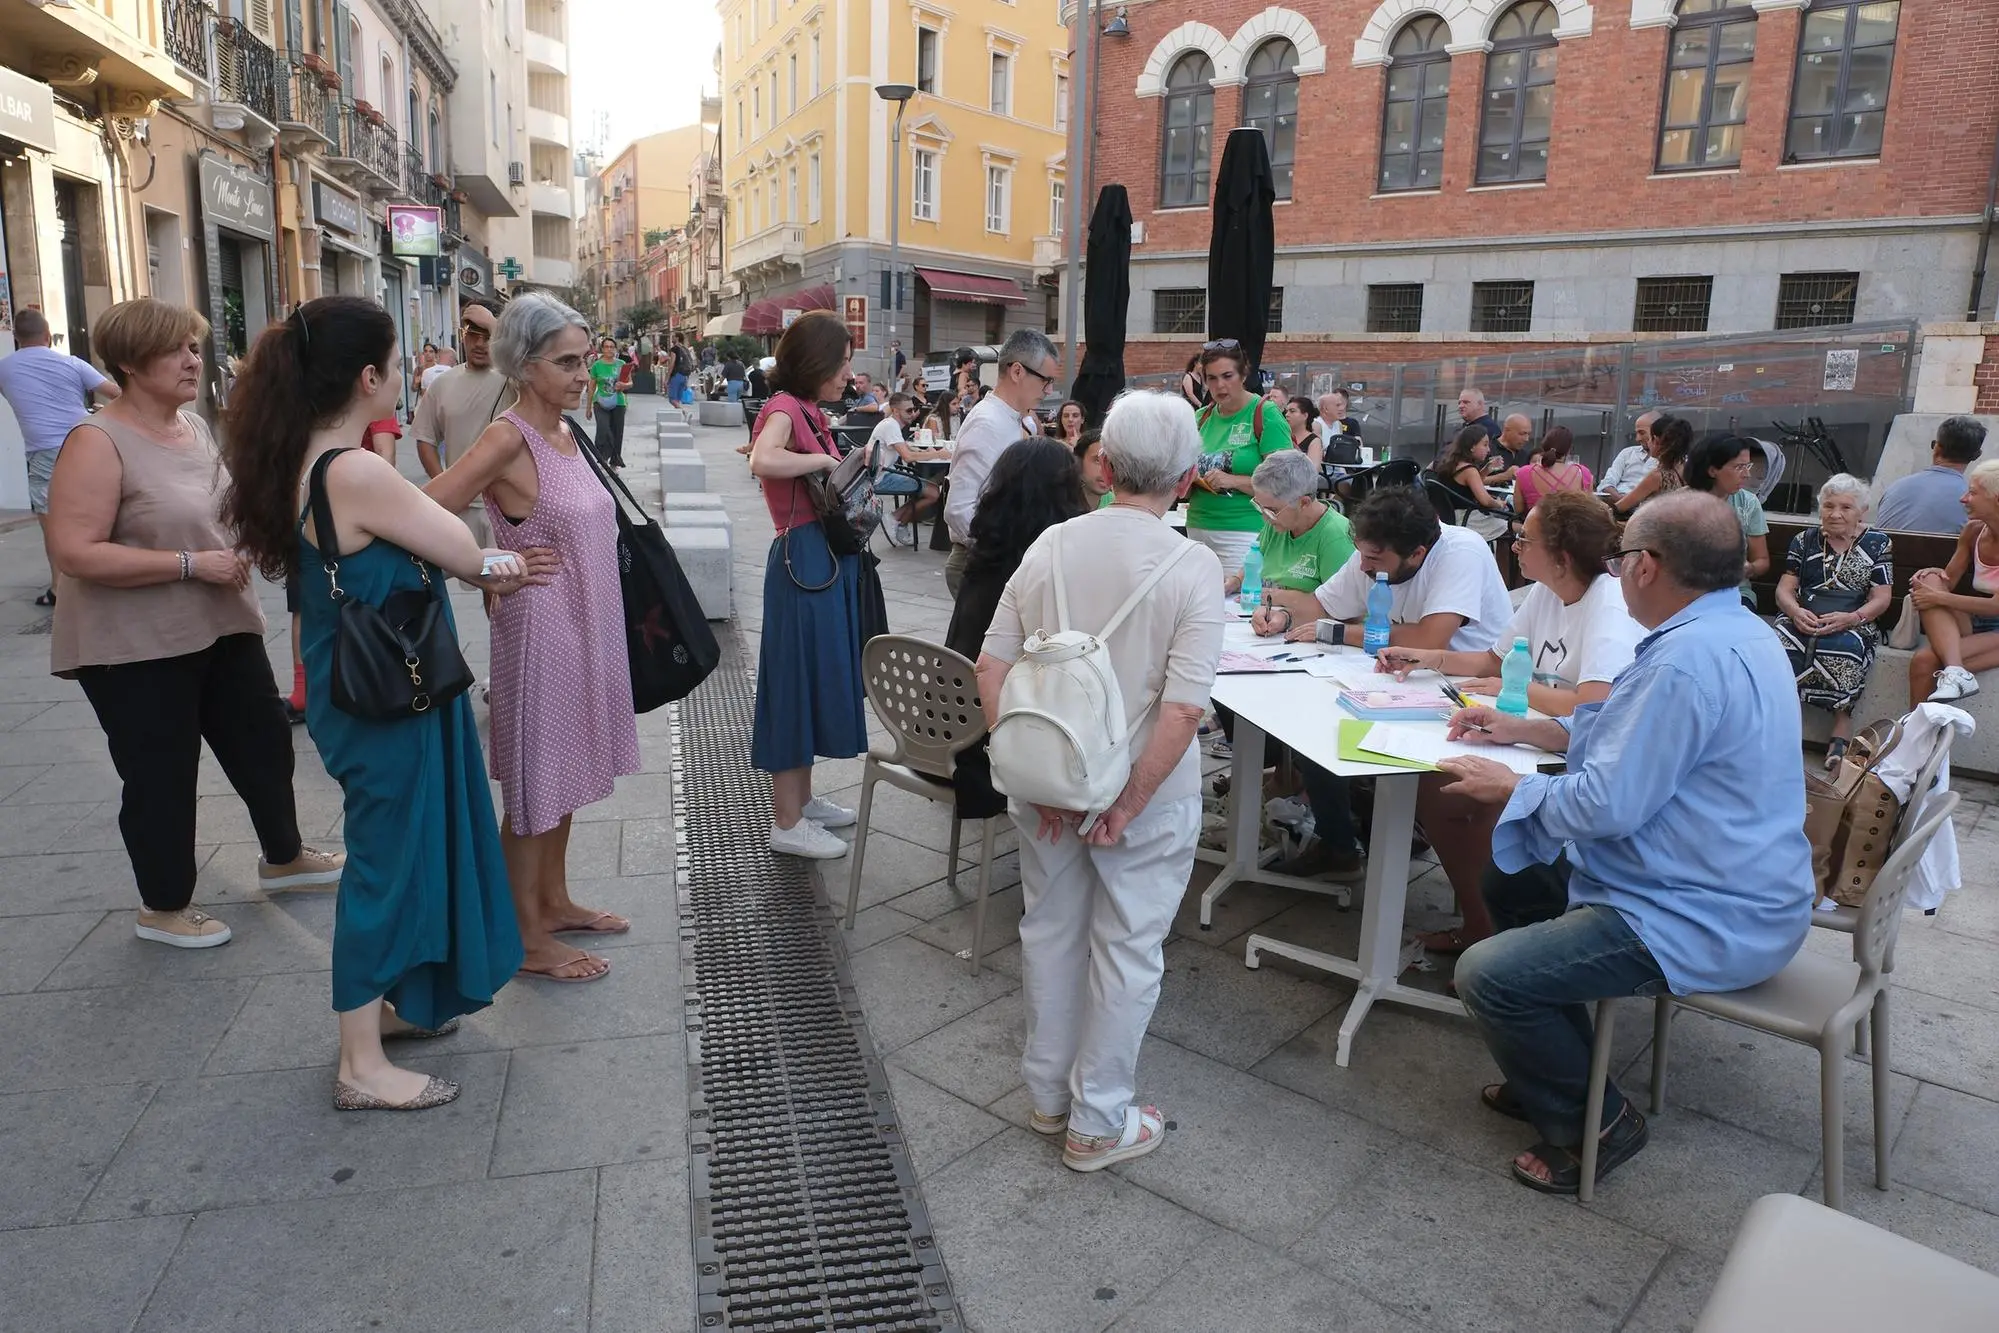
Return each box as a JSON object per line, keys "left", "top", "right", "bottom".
{"left": 45, "top": 299, "right": 344, "bottom": 949}
{"left": 976, "top": 390, "right": 1224, "bottom": 1175}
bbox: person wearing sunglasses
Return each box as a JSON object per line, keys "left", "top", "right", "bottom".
{"left": 941, "top": 329, "right": 1061, "bottom": 596}
{"left": 1187, "top": 339, "right": 1291, "bottom": 578}
{"left": 1433, "top": 491, "right": 1812, "bottom": 1197}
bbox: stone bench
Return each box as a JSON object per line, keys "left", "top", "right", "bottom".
{"left": 697, "top": 399, "right": 743, "bottom": 427}
{"left": 1785, "top": 638, "right": 1999, "bottom": 778}
{"left": 658, "top": 451, "right": 707, "bottom": 494}
{"left": 667, "top": 525, "right": 732, "bottom": 621}
{"left": 655, "top": 407, "right": 687, "bottom": 428}
{"left": 661, "top": 493, "right": 727, "bottom": 513}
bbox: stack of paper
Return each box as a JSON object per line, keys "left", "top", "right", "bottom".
{"left": 1352, "top": 721, "right": 1551, "bottom": 775}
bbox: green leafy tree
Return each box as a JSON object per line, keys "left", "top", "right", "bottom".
{"left": 623, "top": 300, "right": 668, "bottom": 336}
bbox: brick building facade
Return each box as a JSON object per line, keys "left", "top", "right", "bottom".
{"left": 1088, "top": 0, "right": 1999, "bottom": 341}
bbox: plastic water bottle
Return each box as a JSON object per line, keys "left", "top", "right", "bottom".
{"left": 1238, "top": 541, "right": 1264, "bottom": 615}
{"left": 1498, "top": 637, "right": 1533, "bottom": 716}
{"left": 1362, "top": 572, "right": 1393, "bottom": 655}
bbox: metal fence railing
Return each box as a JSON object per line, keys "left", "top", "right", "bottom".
{"left": 1130, "top": 320, "right": 1919, "bottom": 515}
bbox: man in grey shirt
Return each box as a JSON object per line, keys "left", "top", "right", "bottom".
{"left": 1874, "top": 416, "right": 1986, "bottom": 534}
{"left": 942, "top": 328, "right": 1059, "bottom": 595}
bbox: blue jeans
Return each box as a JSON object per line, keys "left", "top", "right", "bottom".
{"left": 1454, "top": 857, "right": 1668, "bottom": 1149}
{"left": 726, "top": 379, "right": 745, "bottom": 401}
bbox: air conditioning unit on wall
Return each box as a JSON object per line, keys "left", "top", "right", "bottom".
{"left": 508, "top": 161, "right": 525, "bottom": 185}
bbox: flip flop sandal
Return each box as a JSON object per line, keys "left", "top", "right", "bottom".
{"left": 1417, "top": 928, "right": 1478, "bottom": 956}
{"left": 1511, "top": 1108, "right": 1649, "bottom": 1195}
{"left": 383, "top": 1017, "right": 461, "bottom": 1041}
{"left": 552, "top": 911, "right": 632, "bottom": 935}
{"left": 1063, "top": 1104, "right": 1166, "bottom": 1173}
{"left": 515, "top": 951, "right": 612, "bottom": 984}
{"left": 1480, "top": 1083, "right": 1531, "bottom": 1123}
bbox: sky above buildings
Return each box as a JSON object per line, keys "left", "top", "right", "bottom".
{"left": 571, "top": 0, "right": 721, "bottom": 155}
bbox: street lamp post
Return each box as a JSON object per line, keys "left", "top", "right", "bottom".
{"left": 874, "top": 83, "right": 917, "bottom": 371}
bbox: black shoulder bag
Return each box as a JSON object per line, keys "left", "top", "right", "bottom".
{"left": 307, "top": 448, "right": 473, "bottom": 720}
{"left": 567, "top": 417, "right": 721, "bottom": 711}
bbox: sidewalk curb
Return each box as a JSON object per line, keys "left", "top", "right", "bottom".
{"left": 0, "top": 512, "right": 37, "bottom": 535}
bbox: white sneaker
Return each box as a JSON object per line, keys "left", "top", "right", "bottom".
{"left": 890, "top": 520, "right": 914, "bottom": 547}
{"left": 1932, "top": 666, "right": 1981, "bottom": 702}
{"left": 770, "top": 818, "right": 848, "bottom": 859}
{"left": 802, "top": 796, "right": 857, "bottom": 829}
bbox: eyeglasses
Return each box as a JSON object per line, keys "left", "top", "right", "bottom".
{"left": 1511, "top": 533, "right": 1537, "bottom": 548}
{"left": 1012, "top": 363, "right": 1055, "bottom": 387}
{"left": 1603, "top": 547, "right": 1659, "bottom": 576}
{"left": 532, "top": 354, "right": 589, "bottom": 373}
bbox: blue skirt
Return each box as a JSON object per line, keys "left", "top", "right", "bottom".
{"left": 752, "top": 523, "right": 871, "bottom": 773}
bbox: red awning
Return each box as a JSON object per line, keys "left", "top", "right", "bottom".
{"left": 741, "top": 298, "right": 780, "bottom": 335}
{"left": 914, "top": 267, "right": 1027, "bottom": 307}
{"left": 741, "top": 285, "right": 837, "bottom": 335}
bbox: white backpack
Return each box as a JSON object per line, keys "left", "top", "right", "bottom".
{"left": 988, "top": 527, "right": 1196, "bottom": 830}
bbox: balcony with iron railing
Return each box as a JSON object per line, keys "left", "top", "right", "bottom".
{"left": 441, "top": 195, "right": 464, "bottom": 240}
{"left": 275, "top": 60, "right": 332, "bottom": 148}
{"left": 326, "top": 102, "right": 401, "bottom": 196}
{"left": 212, "top": 15, "right": 278, "bottom": 129}
{"left": 402, "top": 145, "right": 428, "bottom": 203}
{"left": 162, "top": 0, "right": 212, "bottom": 82}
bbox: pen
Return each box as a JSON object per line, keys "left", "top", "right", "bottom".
{"left": 1439, "top": 680, "right": 1494, "bottom": 734}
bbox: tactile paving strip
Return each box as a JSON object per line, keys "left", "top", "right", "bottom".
{"left": 673, "top": 640, "right": 958, "bottom": 1332}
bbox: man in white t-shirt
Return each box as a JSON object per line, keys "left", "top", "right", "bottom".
{"left": 943, "top": 328, "right": 1058, "bottom": 595}
{"left": 1313, "top": 486, "right": 1513, "bottom": 652}
{"left": 419, "top": 345, "right": 455, "bottom": 396}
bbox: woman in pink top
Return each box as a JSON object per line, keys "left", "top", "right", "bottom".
{"left": 429, "top": 292, "right": 639, "bottom": 984}
{"left": 1511, "top": 427, "right": 1593, "bottom": 513}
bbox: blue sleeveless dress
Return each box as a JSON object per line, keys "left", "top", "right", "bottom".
{"left": 297, "top": 525, "right": 524, "bottom": 1028}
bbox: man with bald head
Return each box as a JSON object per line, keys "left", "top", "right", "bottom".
{"left": 1487, "top": 412, "right": 1532, "bottom": 484}
{"left": 1598, "top": 410, "right": 1660, "bottom": 499}
{"left": 1435, "top": 491, "right": 1813, "bottom": 1196}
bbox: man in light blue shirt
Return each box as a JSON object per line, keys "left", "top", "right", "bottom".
{"left": 1873, "top": 416, "right": 1985, "bottom": 535}
{"left": 1435, "top": 491, "right": 1813, "bottom": 1197}
{"left": 0, "top": 308, "right": 120, "bottom": 606}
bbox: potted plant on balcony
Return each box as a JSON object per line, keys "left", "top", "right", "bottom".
{"left": 430, "top": 172, "right": 452, "bottom": 189}
{"left": 355, "top": 100, "right": 387, "bottom": 129}
{"left": 301, "top": 52, "right": 339, "bottom": 88}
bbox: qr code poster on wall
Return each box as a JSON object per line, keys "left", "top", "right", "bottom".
{"left": 1823, "top": 349, "right": 1859, "bottom": 392}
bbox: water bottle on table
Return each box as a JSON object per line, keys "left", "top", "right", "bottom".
{"left": 1362, "top": 571, "right": 1393, "bottom": 654}
{"left": 1498, "top": 637, "right": 1533, "bottom": 716}
{"left": 1238, "top": 540, "right": 1264, "bottom": 616}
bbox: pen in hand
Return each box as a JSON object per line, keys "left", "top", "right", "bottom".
{"left": 1440, "top": 681, "right": 1494, "bottom": 735}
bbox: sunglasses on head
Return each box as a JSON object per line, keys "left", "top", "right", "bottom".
{"left": 1202, "top": 338, "right": 1243, "bottom": 354}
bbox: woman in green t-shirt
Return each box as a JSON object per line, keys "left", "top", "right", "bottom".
{"left": 1186, "top": 340, "right": 1288, "bottom": 576}
{"left": 1230, "top": 449, "right": 1355, "bottom": 638}
{"left": 584, "top": 336, "right": 630, "bottom": 468}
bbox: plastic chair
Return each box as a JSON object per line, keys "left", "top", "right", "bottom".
{"left": 1577, "top": 793, "right": 1958, "bottom": 1210}
{"left": 1338, "top": 457, "right": 1421, "bottom": 505}
{"left": 844, "top": 636, "right": 1000, "bottom": 973}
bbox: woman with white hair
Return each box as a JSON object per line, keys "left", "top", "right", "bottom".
{"left": 976, "top": 390, "right": 1224, "bottom": 1173}
{"left": 429, "top": 290, "right": 640, "bottom": 982}
{"left": 1773, "top": 473, "right": 1893, "bottom": 769}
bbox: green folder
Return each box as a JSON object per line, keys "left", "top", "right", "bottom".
{"left": 1338, "top": 719, "right": 1434, "bottom": 771}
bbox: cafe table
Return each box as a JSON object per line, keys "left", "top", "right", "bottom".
{"left": 1204, "top": 623, "right": 1561, "bottom": 1066}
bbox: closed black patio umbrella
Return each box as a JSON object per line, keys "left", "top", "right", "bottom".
{"left": 1070, "top": 184, "right": 1132, "bottom": 427}
{"left": 1206, "top": 128, "right": 1276, "bottom": 383}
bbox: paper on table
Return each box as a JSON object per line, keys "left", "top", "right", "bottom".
{"left": 1355, "top": 722, "right": 1551, "bottom": 775}
{"left": 1305, "top": 652, "right": 1395, "bottom": 688}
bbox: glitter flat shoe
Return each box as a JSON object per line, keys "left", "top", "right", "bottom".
{"left": 332, "top": 1075, "right": 460, "bottom": 1112}
{"left": 381, "top": 1018, "right": 461, "bottom": 1042}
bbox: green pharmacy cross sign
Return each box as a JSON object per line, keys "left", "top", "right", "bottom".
{"left": 497, "top": 257, "right": 524, "bottom": 281}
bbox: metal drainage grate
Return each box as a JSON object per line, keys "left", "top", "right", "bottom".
{"left": 674, "top": 638, "right": 958, "bottom": 1332}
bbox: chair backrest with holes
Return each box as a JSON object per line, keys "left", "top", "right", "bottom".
{"left": 1853, "top": 792, "right": 1956, "bottom": 980}
{"left": 861, "top": 635, "right": 987, "bottom": 781}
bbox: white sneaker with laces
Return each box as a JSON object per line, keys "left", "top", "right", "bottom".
{"left": 890, "top": 520, "right": 914, "bottom": 547}
{"left": 802, "top": 796, "right": 857, "bottom": 829}
{"left": 770, "top": 818, "right": 848, "bottom": 859}
{"left": 1932, "top": 666, "right": 1981, "bottom": 702}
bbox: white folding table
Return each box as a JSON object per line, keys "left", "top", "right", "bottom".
{"left": 1206, "top": 664, "right": 1561, "bottom": 1067}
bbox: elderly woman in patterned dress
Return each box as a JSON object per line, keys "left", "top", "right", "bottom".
{"left": 1773, "top": 474, "right": 1894, "bottom": 771}
{"left": 428, "top": 292, "right": 641, "bottom": 983}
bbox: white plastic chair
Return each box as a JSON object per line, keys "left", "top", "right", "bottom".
{"left": 1578, "top": 793, "right": 1959, "bottom": 1210}
{"left": 843, "top": 635, "right": 1000, "bottom": 973}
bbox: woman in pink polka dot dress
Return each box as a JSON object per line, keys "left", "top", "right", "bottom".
{"left": 425, "top": 292, "right": 639, "bottom": 984}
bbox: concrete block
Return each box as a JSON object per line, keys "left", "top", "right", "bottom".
{"left": 1876, "top": 414, "right": 1999, "bottom": 490}
{"left": 697, "top": 399, "right": 743, "bottom": 427}
{"left": 667, "top": 526, "right": 732, "bottom": 620}
{"left": 654, "top": 407, "right": 686, "bottom": 427}
{"left": 662, "top": 508, "right": 731, "bottom": 537}
{"left": 658, "top": 451, "right": 708, "bottom": 494}
{"left": 1799, "top": 643, "right": 1999, "bottom": 778}
{"left": 660, "top": 492, "right": 726, "bottom": 511}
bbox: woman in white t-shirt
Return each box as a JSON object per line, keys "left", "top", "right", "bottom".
{"left": 1376, "top": 492, "right": 1644, "bottom": 953}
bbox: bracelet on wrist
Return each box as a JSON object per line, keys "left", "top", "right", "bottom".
{"left": 177, "top": 550, "right": 192, "bottom": 581}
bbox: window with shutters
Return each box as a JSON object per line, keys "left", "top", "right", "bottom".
{"left": 990, "top": 53, "right": 1012, "bottom": 116}
{"left": 786, "top": 164, "right": 798, "bottom": 222}
{"left": 1379, "top": 17, "right": 1451, "bottom": 192}
{"left": 284, "top": 0, "right": 304, "bottom": 55}
{"left": 808, "top": 153, "right": 821, "bottom": 221}
{"left": 917, "top": 28, "right": 940, "bottom": 94}
{"left": 789, "top": 53, "right": 797, "bottom": 113}
{"left": 985, "top": 164, "right": 1010, "bottom": 233}
{"left": 811, "top": 32, "right": 821, "bottom": 95}
{"left": 1049, "top": 178, "right": 1064, "bottom": 236}
{"left": 912, "top": 148, "right": 938, "bottom": 221}
{"left": 335, "top": 6, "right": 355, "bottom": 94}
{"left": 1658, "top": 0, "right": 1757, "bottom": 171}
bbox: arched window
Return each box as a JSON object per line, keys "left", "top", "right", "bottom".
{"left": 429, "top": 103, "right": 442, "bottom": 169}
{"left": 1477, "top": 1, "right": 1558, "bottom": 183}
{"left": 1658, "top": 1, "right": 1757, "bottom": 170}
{"left": 1242, "top": 39, "right": 1299, "bottom": 201}
{"left": 1378, "top": 17, "right": 1450, "bottom": 193}
{"left": 409, "top": 87, "right": 422, "bottom": 162}
{"left": 1786, "top": 0, "right": 1899, "bottom": 162}
{"left": 1158, "top": 52, "right": 1214, "bottom": 209}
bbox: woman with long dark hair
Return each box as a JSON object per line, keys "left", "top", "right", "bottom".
{"left": 749, "top": 311, "right": 872, "bottom": 860}
{"left": 1612, "top": 412, "right": 1692, "bottom": 515}
{"left": 1047, "top": 399, "right": 1088, "bottom": 446}
{"left": 1430, "top": 423, "right": 1511, "bottom": 540}
{"left": 223, "top": 295, "right": 544, "bottom": 1111}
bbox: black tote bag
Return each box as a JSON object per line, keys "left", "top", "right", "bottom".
{"left": 568, "top": 417, "right": 721, "bottom": 711}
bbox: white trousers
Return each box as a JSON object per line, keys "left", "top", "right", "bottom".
{"left": 1186, "top": 527, "right": 1254, "bottom": 578}
{"left": 1013, "top": 794, "right": 1200, "bottom": 1138}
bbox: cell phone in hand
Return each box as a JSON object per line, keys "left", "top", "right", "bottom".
{"left": 482, "top": 554, "right": 522, "bottom": 578}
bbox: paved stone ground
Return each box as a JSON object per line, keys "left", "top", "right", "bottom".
{"left": 3, "top": 400, "right": 1995, "bottom": 1332}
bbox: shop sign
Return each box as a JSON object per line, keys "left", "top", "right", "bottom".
{"left": 0, "top": 67, "right": 57, "bottom": 155}
{"left": 843, "top": 294, "right": 868, "bottom": 351}
{"left": 313, "top": 180, "right": 364, "bottom": 235}
{"left": 387, "top": 205, "right": 441, "bottom": 257}
{"left": 456, "top": 246, "right": 494, "bottom": 295}
{"left": 198, "top": 153, "right": 274, "bottom": 242}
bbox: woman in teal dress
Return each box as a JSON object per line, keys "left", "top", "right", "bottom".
{"left": 221, "top": 296, "right": 552, "bottom": 1113}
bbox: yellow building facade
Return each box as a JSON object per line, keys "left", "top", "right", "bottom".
{"left": 717, "top": 0, "right": 1068, "bottom": 372}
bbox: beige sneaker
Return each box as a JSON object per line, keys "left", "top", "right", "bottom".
{"left": 259, "top": 846, "right": 345, "bottom": 889}
{"left": 135, "top": 907, "right": 232, "bottom": 949}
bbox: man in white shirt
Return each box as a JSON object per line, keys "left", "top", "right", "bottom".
{"left": 1597, "top": 411, "right": 1659, "bottom": 499}
{"left": 0, "top": 308, "right": 121, "bottom": 605}
{"left": 1313, "top": 486, "right": 1514, "bottom": 652}
{"left": 419, "top": 345, "right": 455, "bottom": 396}
{"left": 943, "top": 327, "right": 1060, "bottom": 595}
